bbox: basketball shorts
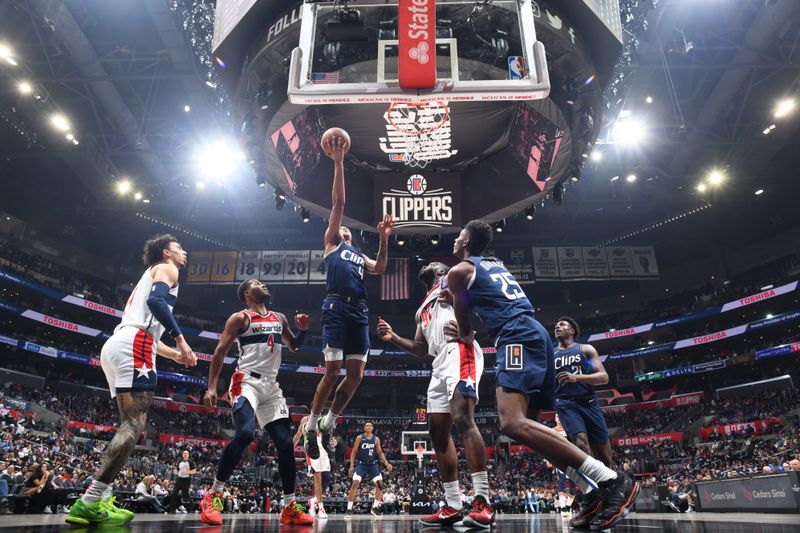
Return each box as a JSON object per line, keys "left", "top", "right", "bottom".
{"left": 228, "top": 370, "right": 289, "bottom": 428}
{"left": 495, "top": 316, "right": 555, "bottom": 410}
{"left": 555, "top": 397, "right": 610, "bottom": 444}
{"left": 306, "top": 442, "right": 331, "bottom": 474}
{"left": 321, "top": 296, "right": 370, "bottom": 362}
{"left": 100, "top": 326, "right": 158, "bottom": 399}
{"left": 427, "top": 341, "right": 484, "bottom": 413}
{"left": 353, "top": 463, "right": 382, "bottom": 482}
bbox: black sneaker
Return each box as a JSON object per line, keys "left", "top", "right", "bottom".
{"left": 303, "top": 427, "right": 320, "bottom": 460}
{"left": 344, "top": 508, "right": 353, "bottom": 519}
{"left": 319, "top": 419, "right": 337, "bottom": 455}
{"left": 589, "top": 473, "right": 640, "bottom": 531}
{"left": 569, "top": 490, "right": 602, "bottom": 529}
{"left": 371, "top": 505, "right": 383, "bottom": 518}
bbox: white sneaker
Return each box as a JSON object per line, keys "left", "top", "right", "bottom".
{"left": 308, "top": 498, "right": 317, "bottom": 517}
{"left": 44, "top": 507, "right": 53, "bottom": 514}
{"left": 178, "top": 505, "right": 187, "bottom": 514}
{"left": 317, "top": 505, "right": 328, "bottom": 519}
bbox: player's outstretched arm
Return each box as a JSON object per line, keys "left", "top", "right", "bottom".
{"left": 442, "top": 262, "right": 475, "bottom": 345}
{"left": 365, "top": 214, "right": 394, "bottom": 275}
{"left": 376, "top": 319, "right": 430, "bottom": 358}
{"left": 375, "top": 437, "right": 392, "bottom": 472}
{"left": 148, "top": 263, "right": 196, "bottom": 366}
{"left": 324, "top": 135, "right": 348, "bottom": 253}
{"left": 292, "top": 418, "right": 307, "bottom": 448}
{"left": 278, "top": 312, "right": 309, "bottom": 353}
{"left": 204, "top": 312, "right": 246, "bottom": 410}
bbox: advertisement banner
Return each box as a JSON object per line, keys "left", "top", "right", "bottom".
{"left": 151, "top": 397, "right": 231, "bottom": 416}
{"left": 557, "top": 247, "right": 585, "bottom": 279}
{"left": 157, "top": 434, "right": 231, "bottom": 447}
{"left": 696, "top": 472, "right": 800, "bottom": 511}
{"left": 606, "top": 246, "right": 634, "bottom": 277}
{"left": 611, "top": 432, "right": 683, "bottom": 447}
{"left": 630, "top": 246, "right": 659, "bottom": 277}
{"left": 602, "top": 392, "right": 704, "bottom": 414}
{"left": 582, "top": 247, "right": 609, "bottom": 278}
{"left": 755, "top": 341, "right": 800, "bottom": 361}
{"left": 67, "top": 420, "right": 119, "bottom": 433}
{"left": 532, "top": 247, "right": 560, "bottom": 280}
{"left": 698, "top": 418, "right": 783, "bottom": 441}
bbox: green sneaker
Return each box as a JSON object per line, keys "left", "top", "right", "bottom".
{"left": 102, "top": 495, "right": 134, "bottom": 523}
{"left": 65, "top": 498, "right": 128, "bottom": 526}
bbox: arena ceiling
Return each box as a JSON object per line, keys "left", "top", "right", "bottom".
{"left": 0, "top": 0, "right": 799, "bottom": 266}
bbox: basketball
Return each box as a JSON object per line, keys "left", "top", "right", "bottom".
{"left": 321, "top": 127, "right": 351, "bottom": 155}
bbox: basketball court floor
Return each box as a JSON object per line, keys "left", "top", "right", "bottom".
{"left": 4, "top": 512, "right": 800, "bottom": 532}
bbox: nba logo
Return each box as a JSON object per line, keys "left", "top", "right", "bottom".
{"left": 506, "top": 344, "right": 523, "bottom": 370}
{"left": 508, "top": 56, "right": 525, "bottom": 80}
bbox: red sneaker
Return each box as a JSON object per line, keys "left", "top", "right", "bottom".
{"left": 463, "top": 496, "right": 495, "bottom": 528}
{"left": 280, "top": 501, "right": 314, "bottom": 525}
{"left": 419, "top": 505, "right": 464, "bottom": 526}
{"left": 199, "top": 491, "right": 223, "bottom": 526}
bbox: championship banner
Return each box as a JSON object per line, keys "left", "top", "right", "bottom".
{"left": 582, "top": 247, "right": 609, "bottom": 278}
{"left": 611, "top": 432, "right": 683, "bottom": 447}
{"left": 755, "top": 341, "right": 800, "bottom": 361}
{"left": 532, "top": 247, "right": 560, "bottom": 280}
{"left": 488, "top": 247, "right": 534, "bottom": 284}
{"left": 587, "top": 280, "right": 799, "bottom": 342}
{"left": 557, "top": 247, "right": 585, "bottom": 279}
{"left": 698, "top": 417, "right": 783, "bottom": 441}
{"left": 532, "top": 246, "right": 661, "bottom": 281}
{"left": 606, "top": 246, "right": 634, "bottom": 277}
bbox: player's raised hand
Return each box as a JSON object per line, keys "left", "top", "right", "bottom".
{"left": 295, "top": 313, "right": 310, "bottom": 331}
{"left": 377, "top": 214, "right": 395, "bottom": 240}
{"left": 203, "top": 390, "right": 217, "bottom": 410}
{"left": 376, "top": 318, "right": 394, "bottom": 341}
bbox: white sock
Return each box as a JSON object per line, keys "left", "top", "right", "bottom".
{"left": 321, "top": 411, "right": 339, "bottom": 431}
{"left": 578, "top": 457, "right": 617, "bottom": 485}
{"left": 82, "top": 480, "right": 109, "bottom": 505}
{"left": 471, "top": 471, "right": 489, "bottom": 501}
{"left": 283, "top": 493, "right": 295, "bottom": 507}
{"left": 444, "top": 480, "right": 462, "bottom": 510}
{"left": 103, "top": 485, "right": 113, "bottom": 500}
{"left": 212, "top": 480, "right": 225, "bottom": 493}
{"left": 566, "top": 465, "right": 599, "bottom": 494}
{"left": 347, "top": 500, "right": 354, "bottom": 510}
{"left": 307, "top": 413, "right": 321, "bottom": 432}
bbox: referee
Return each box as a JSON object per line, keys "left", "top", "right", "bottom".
{"left": 169, "top": 450, "right": 196, "bottom": 513}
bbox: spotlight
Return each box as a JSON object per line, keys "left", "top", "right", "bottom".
{"left": 430, "top": 234, "right": 440, "bottom": 245}
{"left": 696, "top": 182, "right": 707, "bottom": 193}
{"left": 134, "top": 192, "right": 143, "bottom": 201}
{"left": 707, "top": 169, "right": 725, "bottom": 185}
{"left": 645, "top": 96, "right": 653, "bottom": 104}
{"left": 0, "top": 44, "right": 17, "bottom": 66}
{"left": 626, "top": 174, "right": 637, "bottom": 183}
{"left": 774, "top": 98, "right": 796, "bottom": 119}
{"left": 299, "top": 207, "right": 311, "bottom": 223}
{"left": 65, "top": 133, "right": 74, "bottom": 141}
{"left": 274, "top": 188, "right": 286, "bottom": 210}
{"left": 568, "top": 164, "right": 582, "bottom": 183}
{"left": 494, "top": 220, "right": 506, "bottom": 233}
{"left": 255, "top": 175, "right": 267, "bottom": 188}
{"left": 256, "top": 85, "right": 270, "bottom": 111}
{"left": 553, "top": 183, "right": 565, "bottom": 205}
{"left": 564, "top": 78, "right": 579, "bottom": 105}
{"left": 396, "top": 235, "right": 406, "bottom": 246}
{"left": 755, "top": 189, "right": 764, "bottom": 196}
{"left": 590, "top": 150, "right": 603, "bottom": 162}
{"left": 525, "top": 205, "right": 536, "bottom": 220}
{"left": 50, "top": 114, "right": 71, "bottom": 132}
{"left": 197, "top": 139, "right": 243, "bottom": 178}
{"left": 18, "top": 81, "right": 32, "bottom": 95}
{"left": 196, "top": 181, "right": 206, "bottom": 190}
{"left": 72, "top": 139, "right": 79, "bottom": 146}
{"left": 116, "top": 180, "right": 132, "bottom": 195}
{"left": 183, "top": 105, "right": 191, "bottom": 113}
{"left": 613, "top": 118, "right": 646, "bottom": 146}
{"left": 611, "top": 175, "right": 620, "bottom": 182}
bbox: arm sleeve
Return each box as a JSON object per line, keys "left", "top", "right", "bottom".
{"left": 146, "top": 282, "right": 182, "bottom": 338}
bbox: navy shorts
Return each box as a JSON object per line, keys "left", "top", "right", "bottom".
{"left": 321, "top": 296, "right": 370, "bottom": 361}
{"left": 495, "top": 316, "right": 555, "bottom": 410}
{"left": 353, "top": 462, "right": 382, "bottom": 482}
{"left": 555, "top": 397, "right": 610, "bottom": 444}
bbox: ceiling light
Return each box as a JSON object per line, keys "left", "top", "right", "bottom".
{"left": 707, "top": 169, "right": 725, "bottom": 185}
{"left": 184, "top": 105, "right": 191, "bottom": 113}
{"left": 397, "top": 236, "right": 406, "bottom": 246}
{"left": 196, "top": 181, "right": 205, "bottom": 190}
{"left": 134, "top": 192, "right": 143, "bottom": 201}
{"left": 696, "top": 182, "right": 707, "bottom": 193}
{"left": 299, "top": 207, "right": 311, "bottom": 223}
{"left": 755, "top": 189, "right": 764, "bottom": 195}
{"left": 18, "top": 81, "right": 32, "bottom": 95}
{"left": 0, "top": 44, "right": 17, "bottom": 66}
{"left": 142, "top": 199, "right": 150, "bottom": 204}
{"left": 611, "top": 175, "right": 620, "bottom": 182}
{"left": 612, "top": 118, "right": 646, "bottom": 146}
{"left": 645, "top": 96, "right": 653, "bottom": 104}
{"left": 65, "top": 133, "right": 74, "bottom": 141}
{"left": 116, "top": 180, "right": 132, "bottom": 195}
{"left": 766, "top": 314, "right": 773, "bottom": 319}
{"left": 774, "top": 98, "right": 796, "bottom": 119}
{"left": 197, "top": 139, "right": 243, "bottom": 178}
{"left": 72, "top": 139, "right": 79, "bottom": 145}
{"left": 494, "top": 219, "right": 506, "bottom": 232}
{"left": 430, "top": 235, "right": 440, "bottom": 245}
{"left": 525, "top": 205, "right": 536, "bottom": 220}
{"left": 626, "top": 174, "right": 637, "bottom": 183}
{"left": 590, "top": 151, "right": 603, "bottom": 162}
{"left": 50, "top": 114, "right": 71, "bottom": 132}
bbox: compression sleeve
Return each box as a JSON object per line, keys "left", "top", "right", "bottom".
{"left": 293, "top": 330, "right": 306, "bottom": 350}
{"left": 146, "top": 282, "right": 182, "bottom": 338}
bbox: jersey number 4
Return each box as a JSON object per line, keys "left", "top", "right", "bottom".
{"left": 490, "top": 272, "right": 525, "bottom": 300}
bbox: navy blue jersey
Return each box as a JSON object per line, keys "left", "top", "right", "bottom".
{"left": 462, "top": 256, "right": 535, "bottom": 344}
{"left": 325, "top": 241, "right": 367, "bottom": 299}
{"left": 554, "top": 343, "right": 596, "bottom": 399}
{"left": 356, "top": 433, "right": 377, "bottom": 465}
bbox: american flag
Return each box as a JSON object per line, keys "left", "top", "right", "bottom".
{"left": 312, "top": 72, "right": 339, "bottom": 84}
{"left": 380, "top": 258, "right": 409, "bottom": 300}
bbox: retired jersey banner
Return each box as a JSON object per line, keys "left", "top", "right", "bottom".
{"left": 612, "top": 432, "right": 683, "bottom": 447}
{"left": 532, "top": 247, "right": 659, "bottom": 281}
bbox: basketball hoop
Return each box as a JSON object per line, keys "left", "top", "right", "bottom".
{"left": 384, "top": 101, "right": 454, "bottom": 168}
{"left": 414, "top": 445, "right": 426, "bottom": 469}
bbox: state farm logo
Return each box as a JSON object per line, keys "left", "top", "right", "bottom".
{"left": 407, "top": 175, "right": 427, "bottom": 195}
{"left": 409, "top": 42, "right": 430, "bottom": 64}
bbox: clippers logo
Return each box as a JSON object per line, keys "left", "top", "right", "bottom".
{"left": 409, "top": 41, "right": 430, "bottom": 64}
{"left": 382, "top": 174, "right": 454, "bottom": 228}
{"left": 506, "top": 344, "right": 524, "bottom": 371}
{"left": 407, "top": 175, "right": 427, "bottom": 195}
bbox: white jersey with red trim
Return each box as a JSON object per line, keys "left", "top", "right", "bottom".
{"left": 116, "top": 266, "right": 179, "bottom": 340}
{"left": 415, "top": 284, "right": 455, "bottom": 369}
{"left": 235, "top": 309, "right": 283, "bottom": 378}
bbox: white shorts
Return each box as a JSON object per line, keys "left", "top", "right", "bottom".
{"left": 100, "top": 327, "right": 158, "bottom": 399}
{"left": 306, "top": 441, "right": 331, "bottom": 473}
{"left": 228, "top": 370, "right": 288, "bottom": 428}
{"left": 426, "top": 341, "right": 484, "bottom": 414}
